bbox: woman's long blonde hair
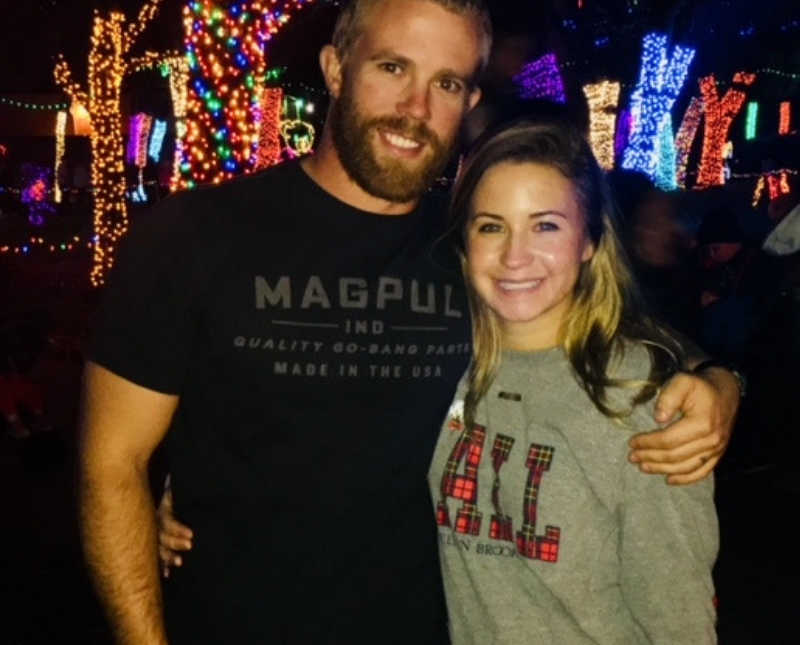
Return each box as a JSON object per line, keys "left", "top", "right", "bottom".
{"left": 448, "top": 119, "right": 685, "bottom": 429}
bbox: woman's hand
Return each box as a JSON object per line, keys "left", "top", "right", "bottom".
{"left": 157, "top": 483, "right": 193, "bottom": 578}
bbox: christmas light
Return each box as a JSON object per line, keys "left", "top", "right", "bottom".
{"left": 0, "top": 235, "right": 92, "bottom": 256}
{"left": 128, "top": 113, "right": 154, "bottom": 166}
{"left": 745, "top": 101, "right": 758, "bottom": 140}
{"left": 654, "top": 113, "right": 677, "bottom": 190}
{"left": 179, "top": 1, "right": 315, "bottom": 189}
{"left": 752, "top": 171, "right": 792, "bottom": 208}
{"left": 21, "top": 165, "right": 55, "bottom": 227}
{"left": 583, "top": 81, "right": 620, "bottom": 170}
{"left": 621, "top": 33, "right": 695, "bottom": 180}
{"left": 148, "top": 119, "right": 168, "bottom": 162}
{"left": 55, "top": 0, "right": 179, "bottom": 286}
{"left": 54, "top": 111, "right": 68, "bottom": 203}
{"left": 614, "top": 109, "right": 632, "bottom": 161}
{"left": 696, "top": 72, "right": 756, "bottom": 187}
{"left": 254, "top": 87, "right": 283, "bottom": 169}
{"left": 513, "top": 53, "right": 566, "bottom": 103}
{"left": 779, "top": 101, "right": 791, "bottom": 135}
{"left": 164, "top": 57, "right": 190, "bottom": 192}
{"left": 674, "top": 96, "right": 703, "bottom": 189}
{"left": 0, "top": 96, "right": 68, "bottom": 111}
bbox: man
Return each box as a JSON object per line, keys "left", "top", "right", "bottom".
{"left": 80, "top": 1, "right": 738, "bottom": 643}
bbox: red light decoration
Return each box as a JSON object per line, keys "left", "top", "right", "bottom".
{"left": 674, "top": 96, "right": 703, "bottom": 189}
{"left": 779, "top": 101, "right": 791, "bottom": 135}
{"left": 254, "top": 87, "right": 283, "bottom": 170}
{"left": 696, "top": 73, "right": 756, "bottom": 188}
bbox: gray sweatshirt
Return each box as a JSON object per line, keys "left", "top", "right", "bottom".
{"left": 428, "top": 345, "right": 718, "bottom": 644}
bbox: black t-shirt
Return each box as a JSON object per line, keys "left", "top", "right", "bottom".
{"left": 89, "top": 161, "right": 471, "bottom": 643}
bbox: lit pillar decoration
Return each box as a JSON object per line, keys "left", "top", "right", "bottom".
{"left": 513, "top": 53, "right": 566, "bottom": 103}
{"left": 745, "top": 101, "right": 758, "bottom": 140}
{"left": 696, "top": 72, "right": 756, "bottom": 188}
{"left": 160, "top": 57, "right": 190, "bottom": 192}
{"left": 54, "top": 111, "right": 68, "bottom": 203}
{"left": 674, "top": 96, "right": 703, "bottom": 189}
{"left": 583, "top": 81, "right": 621, "bottom": 170}
{"left": 621, "top": 33, "right": 696, "bottom": 181}
{"left": 179, "top": 1, "right": 315, "bottom": 190}
{"left": 654, "top": 113, "right": 677, "bottom": 190}
{"left": 149, "top": 119, "right": 168, "bottom": 162}
{"left": 54, "top": 0, "right": 176, "bottom": 286}
{"left": 128, "top": 113, "right": 154, "bottom": 201}
{"left": 779, "top": 101, "right": 791, "bottom": 135}
{"left": 254, "top": 87, "right": 283, "bottom": 169}
{"left": 69, "top": 100, "right": 92, "bottom": 136}
{"left": 614, "top": 109, "right": 632, "bottom": 161}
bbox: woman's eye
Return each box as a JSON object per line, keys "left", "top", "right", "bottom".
{"left": 536, "top": 221, "right": 559, "bottom": 232}
{"left": 477, "top": 222, "right": 502, "bottom": 233}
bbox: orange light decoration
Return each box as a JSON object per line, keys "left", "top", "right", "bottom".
{"left": 179, "top": 1, "right": 314, "bottom": 189}
{"left": 254, "top": 87, "right": 283, "bottom": 169}
{"left": 696, "top": 72, "right": 756, "bottom": 188}
{"left": 752, "top": 171, "right": 791, "bottom": 208}
{"left": 779, "top": 101, "right": 791, "bottom": 135}
{"left": 54, "top": 0, "right": 180, "bottom": 286}
{"left": 583, "top": 81, "right": 620, "bottom": 170}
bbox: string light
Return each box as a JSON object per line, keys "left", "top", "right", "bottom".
{"left": 779, "top": 101, "right": 791, "bottom": 135}
{"left": 654, "top": 113, "right": 677, "bottom": 190}
{"left": 583, "top": 81, "right": 620, "bottom": 170}
{"left": 513, "top": 53, "right": 566, "bottom": 103}
{"left": 696, "top": 72, "right": 756, "bottom": 187}
{"left": 255, "top": 87, "right": 283, "bottom": 169}
{"left": 674, "top": 96, "right": 703, "bottom": 189}
{"left": 179, "top": 0, "right": 315, "bottom": 189}
{"left": 745, "top": 101, "right": 758, "bottom": 140}
{"left": 148, "top": 119, "right": 168, "bottom": 162}
{"left": 753, "top": 171, "right": 793, "bottom": 207}
{"left": 55, "top": 0, "right": 175, "bottom": 286}
{"left": 0, "top": 96, "right": 68, "bottom": 111}
{"left": 163, "top": 57, "right": 190, "bottom": 192}
{"left": 0, "top": 235, "right": 92, "bottom": 256}
{"left": 54, "top": 111, "right": 68, "bottom": 204}
{"left": 21, "top": 165, "right": 55, "bottom": 227}
{"left": 621, "top": 33, "right": 696, "bottom": 181}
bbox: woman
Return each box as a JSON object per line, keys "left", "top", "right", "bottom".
{"left": 429, "top": 119, "right": 717, "bottom": 644}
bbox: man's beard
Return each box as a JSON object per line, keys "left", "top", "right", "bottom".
{"left": 330, "top": 87, "right": 455, "bottom": 203}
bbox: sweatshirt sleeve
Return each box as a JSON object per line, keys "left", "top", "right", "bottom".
{"left": 618, "top": 428, "right": 719, "bottom": 644}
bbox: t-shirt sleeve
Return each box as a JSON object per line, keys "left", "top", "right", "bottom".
{"left": 87, "top": 196, "right": 209, "bottom": 394}
{"left": 617, "top": 410, "right": 719, "bottom": 644}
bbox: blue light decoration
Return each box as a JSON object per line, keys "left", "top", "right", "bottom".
{"left": 621, "top": 33, "right": 696, "bottom": 181}
{"left": 614, "top": 109, "right": 632, "bottom": 160}
{"left": 20, "top": 164, "right": 55, "bottom": 226}
{"left": 513, "top": 53, "right": 566, "bottom": 104}
{"left": 654, "top": 113, "right": 677, "bottom": 190}
{"left": 745, "top": 101, "right": 758, "bottom": 140}
{"left": 148, "top": 119, "right": 168, "bottom": 162}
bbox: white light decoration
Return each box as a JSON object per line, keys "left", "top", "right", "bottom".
{"left": 583, "top": 80, "right": 621, "bottom": 170}
{"left": 54, "top": 111, "right": 68, "bottom": 204}
{"left": 621, "top": 33, "right": 696, "bottom": 181}
{"left": 148, "top": 119, "right": 168, "bottom": 163}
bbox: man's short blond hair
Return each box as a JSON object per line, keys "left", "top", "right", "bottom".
{"left": 331, "top": 0, "right": 492, "bottom": 80}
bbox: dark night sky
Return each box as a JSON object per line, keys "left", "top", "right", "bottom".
{"left": 0, "top": 0, "right": 797, "bottom": 99}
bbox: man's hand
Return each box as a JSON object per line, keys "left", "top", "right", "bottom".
{"left": 628, "top": 368, "right": 740, "bottom": 485}
{"left": 157, "top": 481, "right": 193, "bottom": 578}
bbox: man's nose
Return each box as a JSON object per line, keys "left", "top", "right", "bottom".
{"left": 397, "top": 81, "right": 432, "bottom": 121}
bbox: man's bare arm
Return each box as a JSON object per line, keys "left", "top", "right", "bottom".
{"left": 79, "top": 361, "right": 179, "bottom": 644}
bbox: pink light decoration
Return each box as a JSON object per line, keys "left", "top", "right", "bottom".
{"left": 696, "top": 73, "right": 756, "bottom": 187}
{"left": 127, "top": 113, "right": 154, "bottom": 167}
{"left": 513, "top": 53, "right": 566, "bottom": 104}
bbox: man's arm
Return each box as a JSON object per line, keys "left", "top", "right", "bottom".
{"left": 79, "top": 361, "right": 179, "bottom": 645}
{"left": 628, "top": 367, "right": 740, "bottom": 484}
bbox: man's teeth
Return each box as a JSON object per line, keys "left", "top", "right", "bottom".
{"left": 498, "top": 280, "right": 542, "bottom": 291}
{"left": 385, "top": 132, "right": 421, "bottom": 149}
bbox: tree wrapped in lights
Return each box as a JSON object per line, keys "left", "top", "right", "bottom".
{"left": 674, "top": 96, "right": 703, "bottom": 189}
{"left": 779, "top": 101, "right": 791, "bottom": 135}
{"left": 179, "top": 0, "right": 314, "bottom": 189}
{"left": 621, "top": 33, "right": 695, "bottom": 181}
{"left": 254, "top": 87, "right": 283, "bottom": 169}
{"left": 54, "top": 0, "right": 180, "bottom": 286}
{"left": 696, "top": 72, "right": 756, "bottom": 188}
{"left": 54, "top": 111, "right": 68, "bottom": 203}
{"left": 583, "top": 81, "right": 620, "bottom": 170}
{"left": 513, "top": 53, "right": 566, "bottom": 103}
{"left": 654, "top": 113, "right": 677, "bottom": 190}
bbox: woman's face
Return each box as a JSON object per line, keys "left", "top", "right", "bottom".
{"left": 466, "top": 161, "right": 595, "bottom": 350}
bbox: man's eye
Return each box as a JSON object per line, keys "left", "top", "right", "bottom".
{"left": 438, "top": 78, "right": 464, "bottom": 94}
{"left": 379, "top": 62, "right": 403, "bottom": 75}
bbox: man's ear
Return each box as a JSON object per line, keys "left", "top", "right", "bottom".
{"left": 466, "top": 86, "right": 482, "bottom": 113}
{"left": 320, "top": 45, "right": 344, "bottom": 99}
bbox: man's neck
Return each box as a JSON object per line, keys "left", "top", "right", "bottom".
{"left": 300, "top": 128, "right": 420, "bottom": 216}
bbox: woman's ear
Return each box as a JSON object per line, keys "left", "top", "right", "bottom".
{"left": 319, "top": 45, "right": 344, "bottom": 99}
